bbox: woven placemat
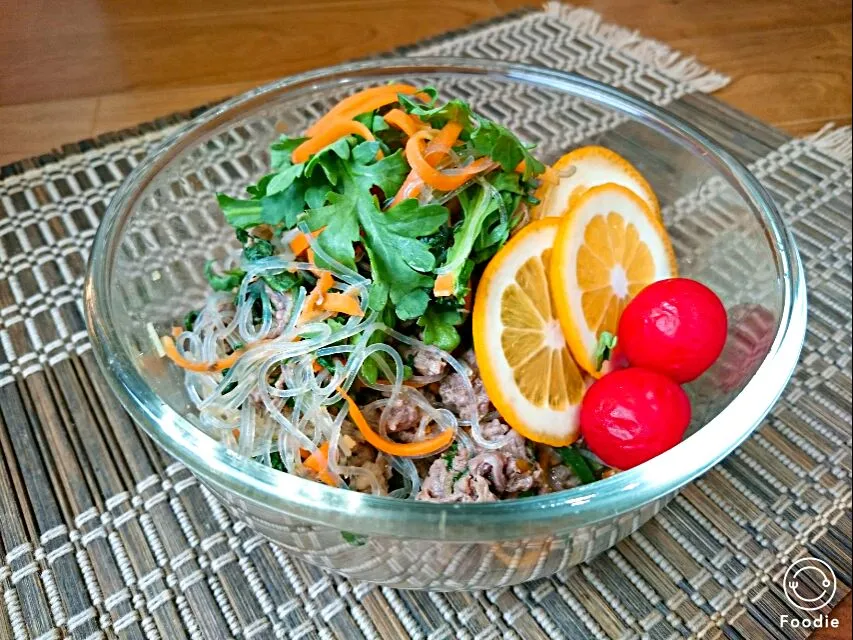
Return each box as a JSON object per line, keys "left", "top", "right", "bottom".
{"left": 1, "top": 3, "right": 850, "bottom": 639}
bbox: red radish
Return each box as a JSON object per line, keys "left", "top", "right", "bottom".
{"left": 618, "top": 278, "right": 727, "bottom": 383}
{"left": 580, "top": 367, "right": 691, "bottom": 469}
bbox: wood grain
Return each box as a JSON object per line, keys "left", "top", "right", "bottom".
{"left": 0, "top": 0, "right": 850, "bottom": 165}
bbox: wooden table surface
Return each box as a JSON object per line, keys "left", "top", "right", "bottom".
{"left": 0, "top": 0, "right": 850, "bottom": 635}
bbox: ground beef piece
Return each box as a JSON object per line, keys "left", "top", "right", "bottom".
{"left": 438, "top": 373, "right": 491, "bottom": 417}
{"left": 468, "top": 450, "right": 542, "bottom": 496}
{"left": 349, "top": 459, "right": 390, "bottom": 494}
{"left": 412, "top": 349, "right": 448, "bottom": 377}
{"left": 416, "top": 447, "right": 497, "bottom": 502}
{"left": 382, "top": 398, "right": 420, "bottom": 433}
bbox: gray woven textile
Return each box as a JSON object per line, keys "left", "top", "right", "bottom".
{"left": 1, "top": 3, "right": 851, "bottom": 639}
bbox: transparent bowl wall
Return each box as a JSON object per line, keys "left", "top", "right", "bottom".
{"left": 85, "top": 59, "right": 806, "bottom": 589}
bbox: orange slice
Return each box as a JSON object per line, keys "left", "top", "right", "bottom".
{"left": 473, "top": 219, "right": 585, "bottom": 446}
{"left": 531, "top": 146, "right": 660, "bottom": 220}
{"left": 550, "top": 183, "right": 677, "bottom": 377}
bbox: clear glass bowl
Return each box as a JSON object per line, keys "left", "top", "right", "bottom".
{"left": 84, "top": 58, "right": 807, "bottom": 590}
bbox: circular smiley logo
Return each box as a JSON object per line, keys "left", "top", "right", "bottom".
{"left": 783, "top": 557, "right": 837, "bottom": 612}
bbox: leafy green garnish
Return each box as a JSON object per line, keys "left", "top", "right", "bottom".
{"left": 269, "top": 137, "right": 305, "bottom": 171}
{"left": 556, "top": 446, "right": 596, "bottom": 485}
{"left": 263, "top": 271, "right": 301, "bottom": 292}
{"left": 302, "top": 153, "right": 449, "bottom": 318}
{"left": 182, "top": 310, "right": 199, "bottom": 332}
{"left": 517, "top": 489, "right": 537, "bottom": 498}
{"left": 399, "top": 96, "right": 473, "bottom": 130}
{"left": 243, "top": 238, "right": 275, "bottom": 262}
{"left": 204, "top": 261, "right": 245, "bottom": 291}
{"left": 418, "top": 304, "right": 464, "bottom": 352}
{"left": 470, "top": 119, "right": 545, "bottom": 181}
{"left": 216, "top": 194, "right": 263, "bottom": 230}
{"left": 593, "top": 332, "right": 618, "bottom": 372}
{"left": 341, "top": 531, "right": 368, "bottom": 546}
{"left": 442, "top": 442, "right": 459, "bottom": 469}
{"left": 433, "top": 183, "right": 503, "bottom": 298}
{"left": 269, "top": 451, "right": 286, "bottom": 471}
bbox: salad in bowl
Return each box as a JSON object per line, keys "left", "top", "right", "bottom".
{"left": 156, "top": 83, "right": 728, "bottom": 502}
{"left": 86, "top": 59, "right": 804, "bottom": 588}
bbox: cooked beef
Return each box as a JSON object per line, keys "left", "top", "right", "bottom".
{"left": 438, "top": 373, "right": 491, "bottom": 417}
{"left": 382, "top": 398, "right": 421, "bottom": 433}
{"left": 412, "top": 349, "right": 448, "bottom": 377}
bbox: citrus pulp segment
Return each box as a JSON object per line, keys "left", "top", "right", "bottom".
{"left": 550, "top": 183, "right": 677, "bottom": 376}
{"left": 473, "top": 219, "right": 585, "bottom": 446}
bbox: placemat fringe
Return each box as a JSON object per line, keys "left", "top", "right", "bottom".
{"left": 543, "top": 2, "right": 731, "bottom": 93}
{"left": 807, "top": 123, "right": 853, "bottom": 163}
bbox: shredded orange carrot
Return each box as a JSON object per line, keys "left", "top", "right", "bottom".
{"left": 305, "top": 84, "right": 420, "bottom": 136}
{"left": 303, "top": 442, "right": 336, "bottom": 486}
{"left": 292, "top": 119, "right": 377, "bottom": 164}
{"left": 424, "top": 121, "right": 462, "bottom": 165}
{"left": 321, "top": 292, "right": 364, "bottom": 317}
{"left": 391, "top": 121, "right": 467, "bottom": 205}
{"left": 299, "top": 271, "right": 336, "bottom": 323}
{"left": 405, "top": 130, "right": 494, "bottom": 191}
{"left": 161, "top": 336, "right": 245, "bottom": 373}
{"left": 289, "top": 229, "right": 323, "bottom": 257}
{"left": 338, "top": 386, "right": 455, "bottom": 457}
{"left": 390, "top": 170, "right": 425, "bottom": 207}
{"left": 516, "top": 459, "right": 532, "bottom": 473}
{"left": 433, "top": 273, "right": 455, "bottom": 297}
{"left": 383, "top": 108, "right": 423, "bottom": 136}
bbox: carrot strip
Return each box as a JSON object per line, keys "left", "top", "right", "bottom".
{"left": 424, "top": 121, "right": 462, "bottom": 165}
{"left": 289, "top": 229, "right": 324, "bottom": 257}
{"left": 321, "top": 292, "right": 364, "bottom": 317}
{"left": 383, "top": 108, "right": 423, "bottom": 136}
{"left": 303, "top": 442, "right": 337, "bottom": 486}
{"left": 161, "top": 336, "right": 245, "bottom": 373}
{"left": 338, "top": 387, "right": 455, "bottom": 457}
{"left": 306, "top": 84, "right": 419, "bottom": 136}
{"left": 292, "top": 119, "right": 376, "bottom": 164}
{"left": 433, "top": 273, "right": 455, "bottom": 297}
{"left": 390, "top": 171, "right": 426, "bottom": 207}
{"left": 405, "top": 130, "right": 494, "bottom": 191}
{"left": 390, "top": 121, "right": 469, "bottom": 206}
{"left": 299, "top": 271, "right": 336, "bottom": 323}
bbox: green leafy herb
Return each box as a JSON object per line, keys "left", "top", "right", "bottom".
{"left": 302, "top": 154, "right": 448, "bottom": 317}
{"left": 434, "top": 183, "right": 503, "bottom": 298}
{"left": 470, "top": 119, "right": 545, "bottom": 181}
{"left": 442, "top": 442, "right": 459, "bottom": 469}
{"left": 593, "top": 332, "right": 618, "bottom": 372}
{"left": 517, "top": 488, "right": 537, "bottom": 498}
{"left": 204, "top": 261, "right": 245, "bottom": 291}
{"left": 216, "top": 194, "right": 263, "bottom": 230}
{"left": 268, "top": 451, "right": 286, "bottom": 471}
{"left": 269, "top": 137, "right": 305, "bottom": 171}
{"left": 399, "top": 96, "right": 473, "bottom": 130}
{"left": 418, "top": 304, "right": 464, "bottom": 352}
{"left": 243, "top": 239, "right": 275, "bottom": 262}
{"left": 341, "top": 531, "right": 368, "bottom": 546}
{"left": 262, "top": 270, "right": 301, "bottom": 292}
{"left": 182, "top": 310, "right": 199, "bottom": 332}
{"left": 556, "top": 446, "right": 596, "bottom": 485}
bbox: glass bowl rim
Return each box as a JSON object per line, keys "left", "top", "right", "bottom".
{"left": 84, "top": 57, "right": 807, "bottom": 541}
